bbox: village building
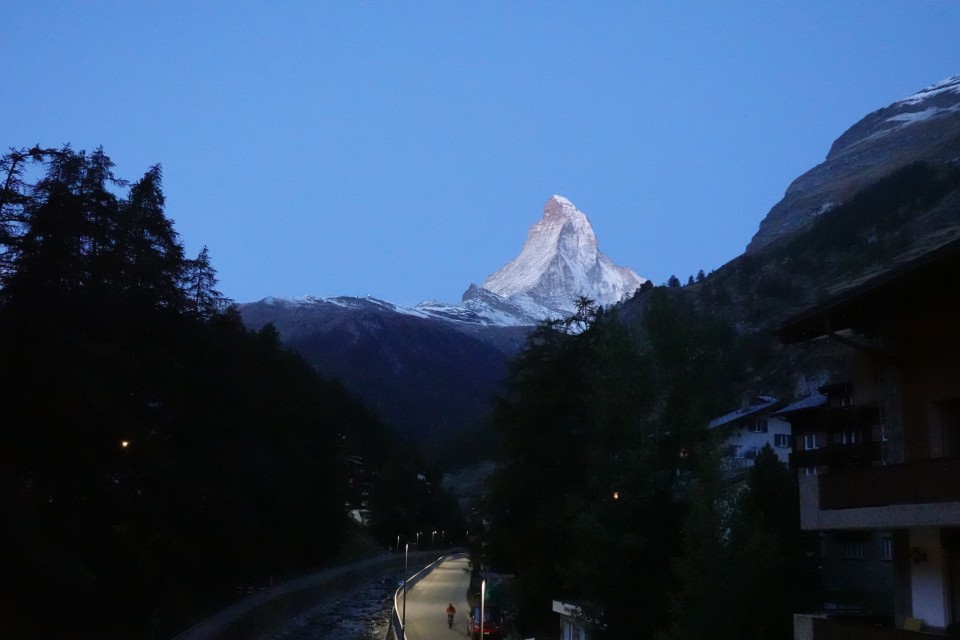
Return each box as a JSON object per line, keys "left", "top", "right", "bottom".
{"left": 708, "top": 395, "right": 792, "bottom": 475}
{"left": 780, "top": 236, "right": 960, "bottom": 637}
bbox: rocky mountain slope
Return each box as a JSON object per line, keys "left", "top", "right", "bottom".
{"left": 748, "top": 75, "right": 960, "bottom": 252}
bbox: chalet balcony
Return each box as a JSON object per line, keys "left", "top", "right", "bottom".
{"left": 791, "top": 442, "right": 883, "bottom": 472}
{"left": 796, "top": 615, "right": 947, "bottom": 639}
{"left": 799, "top": 457, "right": 960, "bottom": 531}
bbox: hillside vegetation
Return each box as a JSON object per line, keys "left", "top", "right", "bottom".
{"left": 0, "top": 147, "right": 460, "bottom": 639}
{"left": 484, "top": 160, "right": 960, "bottom": 639}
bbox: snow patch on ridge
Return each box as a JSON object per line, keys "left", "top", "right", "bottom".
{"left": 875, "top": 75, "right": 960, "bottom": 135}
{"left": 896, "top": 75, "right": 960, "bottom": 106}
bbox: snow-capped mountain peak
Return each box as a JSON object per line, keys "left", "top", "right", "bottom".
{"left": 473, "top": 195, "right": 646, "bottom": 318}
{"left": 248, "top": 196, "right": 646, "bottom": 329}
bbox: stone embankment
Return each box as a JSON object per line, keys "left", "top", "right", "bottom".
{"left": 170, "top": 551, "right": 438, "bottom": 640}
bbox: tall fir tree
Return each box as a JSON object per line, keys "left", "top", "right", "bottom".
{"left": 183, "top": 245, "right": 226, "bottom": 319}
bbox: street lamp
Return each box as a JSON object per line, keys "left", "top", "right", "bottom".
{"left": 402, "top": 542, "right": 409, "bottom": 639}
{"left": 416, "top": 531, "right": 421, "bottom": 550}
{"left": 431, "top": 530, "right": 437, "bottom": 547}
{"left": 396, "top": 534, "right": 400, "bottom": 553}
{"left": 480, "top": 578, "right": 486, "bottom": 640}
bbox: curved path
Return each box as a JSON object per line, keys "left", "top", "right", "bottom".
{"left": 400, "top": 555, "right": 472, "bottom": 640}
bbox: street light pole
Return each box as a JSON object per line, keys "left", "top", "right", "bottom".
{"left": 402, "top": 542, "right": 408, "bottom": 640}
{"left": 480, "top": 578, "right": 486, "bottom": 640}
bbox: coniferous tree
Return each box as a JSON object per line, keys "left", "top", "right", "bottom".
{"left": 184, "top": 245, "right": 226, "bottom": 319}
{"left": 661, "top": 445, "right": 819, "bottom": 640}
{"left": 3, "top": 147, "right": 88, "bottom": 303}
{"left": 0, "top": 146, "right": 373, "bottom": 639}
{"left": 0, "top": 147, "right": 52, "bottom": 274}
{"left": 487, "top": 310, "right": 680, "bottom": 638}
{"left": 116, "top": 165, "right": 186, "bottom": 311}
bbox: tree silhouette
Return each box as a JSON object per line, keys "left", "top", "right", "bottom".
{"left": 0, "top": 146, "right": 388, "bottom": 639}
{"left": 184, "top": 245, "right": 227, "bottom": 319}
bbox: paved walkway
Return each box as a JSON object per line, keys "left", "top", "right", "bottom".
{"left": 400, "top": 555, "right": 472, "bottom": 640}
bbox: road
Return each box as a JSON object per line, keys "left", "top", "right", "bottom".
{"left": 400, "top": 554, "right": 472, "bottom": 640}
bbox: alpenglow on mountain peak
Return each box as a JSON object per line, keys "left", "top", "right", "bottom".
{"left": 473, "top": 195, "right": 646, "bottom": 317}
{"left": 245, "top": 195, "right": 647, "bottom": 330}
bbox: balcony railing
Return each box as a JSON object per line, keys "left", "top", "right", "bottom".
{"left": 791, "top": 442, "right": 882, "bottom": 472}
{"left": 809, "top": 616, "right": 942, "bottom": 639}
{"left": 818, "top": 457, "right": 960, "bottom": 511}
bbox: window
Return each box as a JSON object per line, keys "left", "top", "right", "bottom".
{"left": 841, "top": 429, "right": 859, "bottom": 445}
{"left": 749, "top": 418, "right": 768, "bottom": 433}
{"left": 882, "top": 537, "right": 893, "bottom": 560}
{"left": 802, "top": 434, "right": 820, "bottom": 450}
{"left": 774, "top": 433, "right": 791, "bottom": 448}
{"left": 802, "top": 466, "right": 818, "bottom": 476}
{"left": 844, "top": 542, "right": 865, "bottom": 559}
{"left": 828, "top": 385, "right": 855, "bottom": 408}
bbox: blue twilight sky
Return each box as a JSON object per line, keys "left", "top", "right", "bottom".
{"left": 4, "top": 2, "right": 960, "bottom": 306}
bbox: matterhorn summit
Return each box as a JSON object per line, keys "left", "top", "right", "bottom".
{"left": 243, "top": 195, "right": 647, "bottom": 335}
{"left": 461, "top": 195, "right": 646, "bottom": 322}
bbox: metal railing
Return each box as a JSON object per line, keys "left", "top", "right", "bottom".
{"left": 387, "top": 553, "right": 463, "bottom": 640}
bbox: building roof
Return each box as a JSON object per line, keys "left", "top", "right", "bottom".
{"left": 708, "top": 395, "right": 783, "bottom": 429}
{"left": 773, "top": 393, "right": 828, "bottom": 416}
{"left": 777, "top": 232, "right": 960, "bottom": 344}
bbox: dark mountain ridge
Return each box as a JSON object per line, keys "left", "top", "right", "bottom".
{"left": 240, "top": 297, "right": 519, "bottom": 440}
